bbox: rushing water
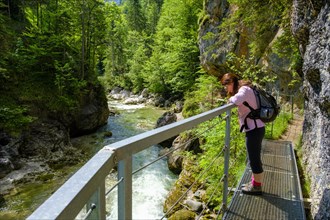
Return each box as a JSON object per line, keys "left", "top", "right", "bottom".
{"left": 84, "top": 101, "right": 178, "bottom": 219}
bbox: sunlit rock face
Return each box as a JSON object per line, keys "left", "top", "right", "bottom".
{"left": 198, "top": 0, "right": 231, "bottom": 77}
{"left": 292, "top": 0, "right": 330, "bottom": 218}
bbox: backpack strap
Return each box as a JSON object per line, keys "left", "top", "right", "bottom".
{"left": 243, "top": 101, "right": 254, "bottom": 111}
{"left": 240, "top": 101, "right": 258, "bottom": 132}
{"left": 240, "top": 117, "right": 250, "bottom": 132}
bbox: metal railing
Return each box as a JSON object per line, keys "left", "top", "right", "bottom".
{"left": 27, "top": 103, "right": 236, "bottom": 220}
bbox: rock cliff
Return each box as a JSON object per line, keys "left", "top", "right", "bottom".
{"left": 291, "top": 0, "right": 330, "bottom": 218}
{"left": 0, "top": 82, "right": 109, "bottom": 186}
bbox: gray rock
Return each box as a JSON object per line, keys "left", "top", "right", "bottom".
{"left": 174, "top": 101, "right": 184, "bottom": 113}
{"left": 167, "top": 135, "right": 202, "bottom": 174}
{"left": 140, "top": 88, "right": 149, "bottom": 98}
{"left": 155, "top": 112, "right": 177, "bottom": 148}
{"left": 185, "top": 199, "right": 203, "bottom": 212}
{"left": 292, "top": 0, "right": 330, "bottom": 218}
{"left": 0, "top": 158, "right": 14, "bottom": 178}
{"left": 155, "top": 112, "right": 177, "bottom": 128}
{"left": 71, "top": 85, "right": 109, "bottom": 136}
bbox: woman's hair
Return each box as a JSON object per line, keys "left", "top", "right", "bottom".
{"left": 220, "top": 73, "right": 252, "bottom": 96}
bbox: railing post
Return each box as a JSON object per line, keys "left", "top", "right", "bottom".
{"left": 86, "top": 183, "right": 106, "bottom": 220}
{"left": 222, "top": 109, "right": 231, "bottom": 211}
{"left": 118, "top": 155, "right": 133, "bottom": 220}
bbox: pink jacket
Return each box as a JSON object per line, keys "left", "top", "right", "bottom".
{"left": 229, "top": 86, "right": 265, "bottom": 132}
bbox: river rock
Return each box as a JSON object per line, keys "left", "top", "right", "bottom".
{"left": 156, "top": 111, "right": 177, "bottom": 128}
{"left": 141, "top": 88, "right": 149, "bottom": 98}
{"left": 164, "top": 159, "right": 200, "bottom": 218}
{"left": 123, "top": 96, "right": 146, "bottom": 104}
{"left": 194, "top": 189, "right": 206, "bottom": 200}
{"left": 155, "top": 112, "right": 177, "bottom": 148}
{"left": 167, "top": 151, "right": 183, "bottom": 175}
{"left": 154, "top": 96, "right": 166, "bottom": 107}
{"left": 0, "top": 158, "right": 14, "bottom": 179}
{"left": 174, "top": 101, "right": 184, "bottom": 113}
{"left": 18, "top": 120, "right": 70, "bottom": 158}
{"left": 185, "top": 199, "right": 203, "bottom": 212}
{"left": 0, "top": 134, "right": 22, "bottom": 178}
{"left": 164, "top": 100, "right": 172, "bottom": 108}
{"left": 110, "top": 87, "right": 122, "bottom": 95}
{"left": 0, "top": 159, "right": 49, "bottom": 195}
{"left": 168, "top": 209, "right": 196, "bottom": 220}
{"left": 167, "top": 135, "right": 202, "bottom": 174}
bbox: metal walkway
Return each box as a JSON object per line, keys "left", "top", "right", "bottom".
{"left": 223, "top": 140, "right": 306, "bottom": 220}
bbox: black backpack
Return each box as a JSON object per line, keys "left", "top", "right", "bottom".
{"left": 241, "top": 86, "right": 280, "bottom": 131}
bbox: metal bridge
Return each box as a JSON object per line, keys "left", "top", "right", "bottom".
{"left": 223, "top": 140, "right": 306, "bottom": 219}
{"left": 27, "top": 103, "right": 306, "bottom": 220}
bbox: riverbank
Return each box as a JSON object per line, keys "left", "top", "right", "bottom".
{"left": 0, "top": 97, "right": 176, "bottom": 219}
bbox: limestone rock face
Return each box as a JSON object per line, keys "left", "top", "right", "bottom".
{"left": 291, "top": 0, "right": 330, "bottom": 218}
{"left": 198, "top": 0, "right": 231, "bottom": 76}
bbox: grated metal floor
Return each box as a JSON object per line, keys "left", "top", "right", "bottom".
{"left": 223, "top": 140, "right": 306, "bottom": 220}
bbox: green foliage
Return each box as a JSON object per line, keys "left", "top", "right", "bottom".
{"left": 100, "top": 2, "right": 129, "bottom": 89}
{"left": 271, "top": 28, "right": 303, "bottom": 89}
{"left": 100, "top": 0, "right": 202, "bottom": 98}
{"left": 124, "top": 0, "right": 146, "bottom": 32}
{"left": 0, "top": 105, "right": 35, "bottom": 135}
{"left": 225, "top": 52, "right": 276, "bottom": 85}
{"left": 265, "top": 112, "right": 292, "bottom": 139}
{"left": 182, "top": 73, "right": 222, "bottom": 117}
{"left": 191, "top": 111, "right": 245, "bottom": 208}
{"left": 225, "top": 0, "right": 292, "bottom": 57}
{"left": 141, "top": 0, "right": 163, "bottom": 35}
{"left": 0, "top": 10, "right": 10, "bottom": 85}
{"left": 295, "top": 135, "right": 311, "bottom": 201}
{"left": 142, "top": 0, "right": 202, "bottom": 98}
{"left": 0, "top": 0, "right": 109, "bottom": 134}
{"left": 126, "top": 31, "right": 149, "bottom": 93}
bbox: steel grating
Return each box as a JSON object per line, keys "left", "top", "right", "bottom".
{"left": 223, "top": 140, "right": 306, "bottom": 220}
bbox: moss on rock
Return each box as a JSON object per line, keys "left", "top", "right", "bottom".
{"left": 168, "top": 209, "right": 196, "bottom": 220}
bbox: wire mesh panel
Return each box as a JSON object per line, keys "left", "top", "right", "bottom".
{"left": 223, "top": 140, "right": 306, "bottom": 220}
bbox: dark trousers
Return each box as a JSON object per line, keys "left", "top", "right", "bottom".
{"left": 245, "top": 126, "right": 265, "bottom": 174}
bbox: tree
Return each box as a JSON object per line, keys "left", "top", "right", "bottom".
{"left": 101, "top": 2, "right": 130, "bottom": 89}
{"left": 125, "top": 0, "right": 146, "bottom": 32}
{"left": 3, "top": 0, "right": 108, "bottom": 120}
{"left": 141, "top": 0, "right": 163, "bottom": 35}
{"left": 126, "top": 31, "right": 149, "bottom": 92}
{"left": 143, "top": 0, "right": 202, "bottom": 98}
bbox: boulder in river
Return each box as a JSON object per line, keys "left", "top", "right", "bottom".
{"left": 155, "top": 111, "right": 177, "bottom": 148}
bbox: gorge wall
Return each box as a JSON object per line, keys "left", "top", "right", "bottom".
{"left": 291, "top": 0, "right": 330, "bottom": 218}
{"left": 199, "top": 0, "right": 330, "bottom": 218}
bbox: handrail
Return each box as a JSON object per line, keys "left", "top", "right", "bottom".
{"left": 27, "top": 103, "right": 236, "bottom": 220}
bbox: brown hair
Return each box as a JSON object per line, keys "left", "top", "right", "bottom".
{"left": 220, "top": 73, "right": 252, "bottom": 96}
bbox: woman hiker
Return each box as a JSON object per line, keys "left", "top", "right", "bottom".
{"left": 220, "top": 73, "right": 265, "bottom": 195}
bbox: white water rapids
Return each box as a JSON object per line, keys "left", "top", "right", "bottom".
{"left": 100, "top": 102, "right": 177, "bottom": 219}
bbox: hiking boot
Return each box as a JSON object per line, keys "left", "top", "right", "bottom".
{"left": 241, "top": 182, "right": 262, "bottom": 195}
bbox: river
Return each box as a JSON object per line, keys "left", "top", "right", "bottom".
{"left": 100, "top": 101, "right": 178, "bottom": 219}
{"left": 0, "top": 101, "right": 177, "bottom": 219}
